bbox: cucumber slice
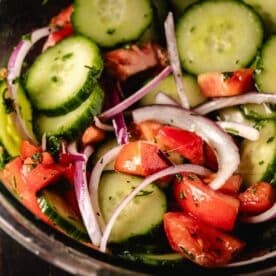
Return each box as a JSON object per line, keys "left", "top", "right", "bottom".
{"left": 241, "top": 103, "right": 276, "bottom": 120}
{"left": 238, "top": 120, "right": 276, "bottom": 185}
{"left": 255, "top": 35, "right": 276, "bottom": 94}
{"left": 0, "top": 81, "right": 22, "bottom": 156}
{"left": 121, "top": 252, "right": 183, "bottom": 266}
{"left": 243, "top": 0, "right": 276, "bottom": 33}
{"left": 38, "top": 187, "right": 89, "bottom": 242}
{"left": 99, "top": 171, "right": 167, "bottom": 243}
{"left": 139, "top": 74, "right": 206, "bottom": 108}
{"left": 72, "top": 0, "right": 153, "bottom": 47}
{"left": 25, "top": 35, "right": 103, "bottom": 115}
{"left": 34, "top": 84, "right": 104, "bottom": 140}
{"left": 176, "top": 0, "right": 263, "bottom": 74}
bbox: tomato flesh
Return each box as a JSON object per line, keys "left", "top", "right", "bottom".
{"left": 174, "top": 173, "right": 240, "bottom": 231}
{"left": 164, "top": 212, "right": 245, "bottom": 267}
{"left": 115, "top": 141, "right": 169, "bottom": 176}
{"left": 198, "top": 68, "right": 254, "bottom": 97}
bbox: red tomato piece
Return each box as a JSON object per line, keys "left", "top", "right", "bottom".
{"left": 114, "top": 141, "right": 169, "bottom": 176}
{"left": 174, "top": 173, "right": 240, "bottom": 231}
{"left": 25, "top": 163, "right": 65, "bottom": 193}
{"left": 137, "top": 120, "right": 162, "bottom": 142}
{"left": 20, "top": 140, "right": 42, "bottom": 160}
{"left": 156, "top": 126, "right": 204, "bottom": 165}
{"left": 164, "top": 212, "right": 245, "bottom": 267}
{"left": 198, "top": 68, "right": 254, "bottom": 97}
{"left": 50, "top": 5, "right": 73, "bottom": 28}
{"left": 239, "top": 182, "right": 275, "bottom": 215}
{"left": 0, "top": 157, "right": 51, "bottom": 223}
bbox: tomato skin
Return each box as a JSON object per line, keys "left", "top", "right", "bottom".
{"left": 198, "top": 68, "right": 254, "bottom": 97}
{"left": 137, "top": 120, "right": 162, "bottom": 142}
{"left": 174, "top": 173, "right": 240, "bottom": 231}
{"left": 164, "top": 212, "right": 245, "bottom": 267}
{"left": 20, "top": 140, "right": 42, "bottom": 160}
{"left": 114, "top": 141, "right": 169, "bottom": 176}
{"left": 0, "top": 157, "right": 51, "bottom": 223}
{"left": 157, "top": 126, "right": 204, "bottom": 165}
{"left": 50, "top": 5, "right": 73, "bottom": 27}
{"left": 239, "top": 182, "right": 275, "bottom": 215}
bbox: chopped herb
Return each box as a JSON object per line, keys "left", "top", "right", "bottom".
{"left": 31, "top": 152, "right": 42, "bottom": 163}
{"left": 46, "top": 136, "right": 61, "bottom": 159}
{"left": 2, "top": 91, "right": 15, "bottom": 114}
{"left": 51, "top": 76, "right": 59, "bottom": 82}
{"left": 222, "top": 71, "right": 234, "bottom": 81}
{"left": 22, "top": 33, "right": 31, "bottom": 41}
{"left": 190, "top": 26, "right": 195, "bottom": 32}
{"left": 62, "top": 52, "right": 73, "bottom": 61}
{"left": 179, "top": 246, "right": 195, "bottom": 260}
{"left": 187, "top": 174, "right": 196, "bottom": 181}
{"left": 176, "top": 174, "right": 183, "bottom": 182}
{"left": 12, "top": 77, "right": 19, "bottom": 85}
{"left": 106, "top": 28, "right": 116, "bottom": 35}
{"left": 266, "top": 136, "right": 275, "bottom": 144}
{"left": 108, "top": 196, "right": 113, "bottom": 200}
{"left": 135, "top": 190, "right": 153, "bottom": 197}
{"left": 259, "top": 160, "right": 264, "bottom": 165}
{"left": 225, "top": 127, "right": 239, "bottom": 135}
{"left": 100, "top": 158, "right": 104, "bottom": 164}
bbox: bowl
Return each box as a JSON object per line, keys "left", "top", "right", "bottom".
{"left": 0, "top": 0, "right": 275, "bottom": 275}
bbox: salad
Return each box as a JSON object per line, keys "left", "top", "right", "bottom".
{"left": 0, "top": 0, "right": 275, "bottom": 270}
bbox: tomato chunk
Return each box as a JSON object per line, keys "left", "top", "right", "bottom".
{"left": 114, "top": 141, "right": 169, "bottom": 176}
{"left": 156, "top": 126, "right": 204, "bottom": 165}
{"left": 50, "top": 5, "right": 73, "bottom": 27}
{"left": 239, "top": 182, "right": 275, "bottom": 215}
{"left": 20, "top": 140, "right": 42, "bottom": 160}
{"left": 164, "top": 212, "right": 245, "bottom": 267}
{"left": 174, "top": 173, "right": 240, "bottom": 231}
{"left": 198, "top": 68, "right": 254, "bottom": 97}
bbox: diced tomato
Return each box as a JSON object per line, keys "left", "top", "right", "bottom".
{"left": 204, "top": 174, "right": 242, "bottom": 196}
{"left": 0, "top": 157, "right": 51, "bottom": 223}
{"left": 198, "top": 68, "right": 254, "bottom": 97}
{"left": 137, "top": 120, "right": 162, "bottom": 142}
{"left": 50, "top": 5, "right": 73, "bottom": 28}
{"left": 81, "top": 125, "right": 105, "bottom": 146}
{"left": 238, "top": 182, "right": 275, "bottom": 215}
{"left": 105, "top": 43, "right": 168, "bottom": 81}
{"left": 25, "top": 163, "right": 65, "bottom": 193}
{"left": 174, "top": 173, "right": 240, "bottom": 231}
{"left": 41, "top": 152, "right": 55, "bottom": 165}
{"left": 114, "top": 141, "right": 169, "bottom": 177}
{"left": 43, "top": 24, "right": 74, "bottom": 50}
{"left": 164, "top": 212, "right": 245, "bottom": 267}
{"left": 156, "top": 126, "right": 205, "bottom": 165}
{"left": 20, "top": 140, "right": 42, "bottom": 160}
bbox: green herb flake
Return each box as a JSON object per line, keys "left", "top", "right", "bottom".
{"left": 22, "top": 33, "right": 31, "bottom": 41}
{"left": 106, "top": 28, "right": 116, "bottom": 35}
{"left": 135, "top": 190, "right": 153, "bottom": 197}
{"left": 266, "top": 136, "right": 275, "bottom": 144}
{"left": 51, "top": 76, "right": 59, "bottom": 83}
{"left": 2, "top": 93, "right": 15, "bottom": 114}
{"left": 176, "top": 174, "right": 183, "bottom": 182}
{"left": 179, "top": 246, "right": 195, "bottom": 260}
{"left": 62, "top": 52, "right": 73, "bottom": 61}
{"left": 222, "top": 71, "right": 234, "bottom": 81}
{"left": 259, "top": 160, "right": 264, "bottom": 165}
{"left": 31, "top": 152, "right": 42, "bottom": 163}
{"left": 225, "top": 128, "right": 239, "bottom": 135}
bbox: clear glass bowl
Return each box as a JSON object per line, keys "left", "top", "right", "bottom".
{"left": 0, "top": 0, "right": 275, "bottom": 274}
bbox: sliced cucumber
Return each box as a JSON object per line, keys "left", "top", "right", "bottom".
{"left": 255, "top": 35, "right": 276, "bottom": 94}
{"left": 38, "top": 187, "right": 89, "bottom": 242}
{"left": 99, "top": 171, "right": 167, "bottom": 243}
{"left": 25, "top": 35, "right": 103, "bottom": 115}
{"left": 176, "top": 0, "right": 263, "bottom": 74}
{"left": 243, "top": 0, "right": 276, "bottom": 33}
{"left": 241, "top": 103, "right": 276, "bottom": 120}
{"left": 72, "top": 0, "right": 153, "bottom": 47}
{"left": 238, "top": 120, "right": 276, "bottom": 185}
{"left": 0, "top": 81, "right": 22, "bottom": 156}
{"left": 139, "top": 74, "right": 206, "bottom": 108}
{"left": 34, "top": 85, "right": 104, "bottom": 140}
{"left": 120, "top": 252, "right": 183, "bottom": 266}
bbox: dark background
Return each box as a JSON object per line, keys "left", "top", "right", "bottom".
{"left": 0, "top": 229, "right": 71, "bottom": 276}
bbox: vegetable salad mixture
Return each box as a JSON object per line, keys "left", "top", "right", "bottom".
{"left": 0, "top": 0, "right": 276, "bottom": 269}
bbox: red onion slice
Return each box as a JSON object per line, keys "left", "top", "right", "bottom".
{"left": 88, "top": 145, "right": 124, "bottom": 232}
{"left": 68, "top": 143, "right": 102, "bottom": 246}
{"left": 194, "top": 93, "right": 276, "bottom": 115}
{"left": 7, "top": 27, "right": 50, "bottom": 142}
{"left": 217, "top": 121, "right": 260, "bottom": 141}
{"left": 240, "top": 203, "right": 276, "bottom": 224}
{"left": 99, "top": 164, "right": 211, "bottom": 252}
{"left": 164, "top": 12, "right": 189, "bottom": 109}
{"left": 98, "top": 66, "right": 172, "bottom": 121}
{"left": 132, "top": 105, "right": 240, "bottom": 190}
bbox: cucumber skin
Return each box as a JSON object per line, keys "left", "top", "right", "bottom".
{"left": 34, "top": 85, "right": 104, "bottom": 141}
{"left": 25, "top": 35, "right": 103, "bottom": 116}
